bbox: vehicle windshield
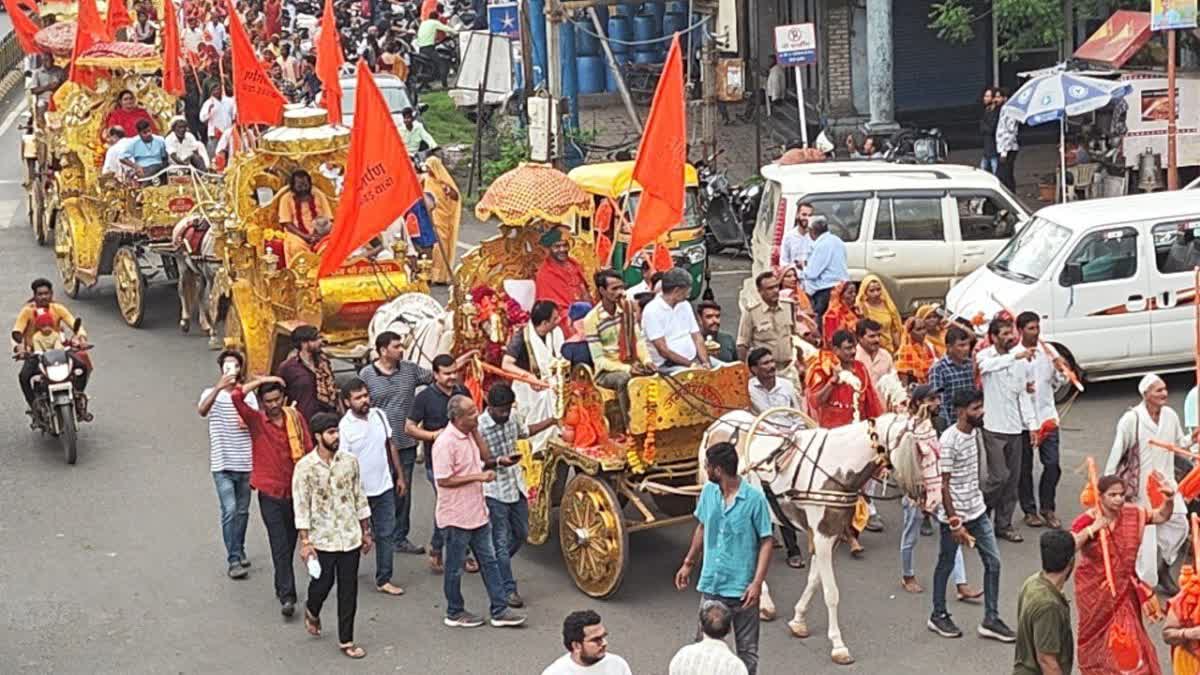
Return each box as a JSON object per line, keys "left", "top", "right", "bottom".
{"left": 625, "top": 187, "right": 702, "bottom": 231}
{"left": 342, "top": 85, "right": 411, "bottom": 116}
{"left": 987, "top": 216, "right": 1072, "bottom": 283}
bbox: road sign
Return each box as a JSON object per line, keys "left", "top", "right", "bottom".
{"left": 1151, "top": 0, "right": 1197, "bottom": 31}
{"left": 773, "top": 23, "right": 817, "bottom": 66}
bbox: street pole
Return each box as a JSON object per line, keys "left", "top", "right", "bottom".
{"left": 701, "top": 27, "right": 716, "bottom": 163}
{"left": 518, "top": 0, "right": 535, "bottom": 99}
{"left": 545, "top": 0, "right": 562, "bottom": 165}
{"left": 1168, "top": 28, "right": 1179, "bottom": 190}
{"left": 748, "top": 0, "right": 761, "bottom": 166}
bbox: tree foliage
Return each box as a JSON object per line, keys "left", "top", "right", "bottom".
{"left": 929, "top": 0, "right": 1151, "bottom": 60}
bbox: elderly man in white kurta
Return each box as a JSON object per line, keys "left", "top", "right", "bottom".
{"left": 1104, "top": 373, "right": 1191, "bottom": 592}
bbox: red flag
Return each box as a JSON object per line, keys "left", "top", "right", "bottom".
{"left": 626, "top": 34, "right": 686, "bottom": 263}
{"left": 2, "top": 0, "right": 40, "bottom": 55}
{"left": 318, "top": 62, "right": 425, "bottom": 277}
{"left": 315, "top": 0, "right": 344, "bottom": 125}
{"left": 160, "top": 0, "right": 184, "bottom": 96}
{"left": 225, "top": 0, "right": 285, "bottom": 126}
{"left": 105, "top": 0, "right": 131, "bottom": 38}
{"left": 68, "top": 0, "right": 108, "bottom": 85}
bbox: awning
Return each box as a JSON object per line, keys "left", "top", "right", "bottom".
{"left": 1074, "top": 10, "right": 1152, "bottom": 69}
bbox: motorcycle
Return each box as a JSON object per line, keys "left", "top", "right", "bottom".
{"left": 14, "top": 322, "right": 91, "bottom": 464}
{"left": 696, "top": 153, "right": 750, "bottom": 254}
{"left": 882, "top": 126, "right": 949, "bottom": 164}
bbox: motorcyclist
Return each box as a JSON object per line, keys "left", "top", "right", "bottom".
{"left": 11, "top": 278, "right": 92, "bottom": 420}
{"left": 415, "top": 7, "right": 457, "bottom": 88}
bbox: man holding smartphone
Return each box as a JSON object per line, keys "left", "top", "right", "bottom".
{"left": 477, "top": 383, "right": 558, "bottom": 609}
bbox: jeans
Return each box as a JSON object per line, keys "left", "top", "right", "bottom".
{"left": 900, "top": 497, "right": 965, "bottom": 582}
{"left": 443, "top": 523, "right": 509, "bottom": 619}
{"left": 212, "top": 470, "right": 251, "bottom": 565}
{"left": 979, "top": 156, "right": 998, "bottom": 174}
{"left": 368, "top": 490, "right": 396, "bottom": 587}
{"left": 1019, "top": 428, "right": 1061, "bottom": 515}
{"left": 932, "top": 515, "right": 1001, "bottom": 623}
{"left": 698, "top": 593, "right": 761, "bottom": 675}
{"left": 391, "top": 446, "right": 417, "bottom": 545}
{"left": 306, "top": 548, "right": 361, "bottom": 644}
{"left": 997, "top": 151, "right": 1018, "bottom": 192}
{"left": 258, "top": 493, "right": 298, "bottom": 603}
{"left": 982, "top": 429, "right": 1023, "bottom": 532}
{"left": 425, "top": 466, "right": 446, "bottom": 555}
{"left": 486, "top": 496, "right": 529, "bottom": 596}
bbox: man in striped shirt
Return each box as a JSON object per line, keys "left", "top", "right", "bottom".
{"left": 198, "top": 350, "right": 258, "bottom": 580}
{"left": 582, "top": 269, "right": 654, "bottom": 426}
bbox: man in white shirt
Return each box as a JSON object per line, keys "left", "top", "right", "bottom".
{"left": 165, "top": 116, "right": 210, "bottom": 170}
{"left": 182, "top": 15, "right": 205, "bottom": 55}
{"left": 1105, "top": 373, "right": 1191, "bottom": 593}
{"left": 670, "top": 601, "right": 748, "bottom": 675}
{"left": 975, "top": 316, "right": 1035, "bottom": 544}
{"left": 779, "top": 201, "right": 813, "bottom": 271}
{"left": 199, "top": 85, "right": 236, "bottom": 156}
{"left": 542, "top": 610, "right": 633, "bottom": 675}
{"left": 1014, "top": 312, "right": 1067, "bottom": 530}
{"left": 101, "top": 127, "right": 136, "bottom": 178}
{"left": 400, "top": 107, "right": 439, "bottom": 154}
{"left": 206, "top": 18, "right": 227, "bottom": 53}
{"left": 338, "top": 378, "right": 407, "bottom": 596}
{"left": 641, "top": 268, "right": 711, "bottom": 373}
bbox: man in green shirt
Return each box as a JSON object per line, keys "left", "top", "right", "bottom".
{"left": 415, "top": 11, "right": 457, "bottom": 87}
{"left": 1013, "top": 530, "right": 1075, "bottom": 675}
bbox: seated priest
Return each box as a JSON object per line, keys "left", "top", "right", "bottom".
{"left": 534, "top": 226, "right": 591, "bottom": 329}
{"left": 501, "top": 300, "right": 565, "bottom": 455}
{"left": 277, "top": 169, "right": 334, "bottom": 263}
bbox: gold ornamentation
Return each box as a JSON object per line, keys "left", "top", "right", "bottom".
{"left": 558, "top": 473, "right": 629, "bottom": 599}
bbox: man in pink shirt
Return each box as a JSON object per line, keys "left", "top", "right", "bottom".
{"left": 433, "top": 395, "right": 527, "bottom": 629}
{"left": 854, "top": 318, "right": 894, "bottom": 388}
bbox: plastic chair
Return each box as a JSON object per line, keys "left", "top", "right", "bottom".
{"left": 1067, "top": 163, "right": 1099, "bottom": 201}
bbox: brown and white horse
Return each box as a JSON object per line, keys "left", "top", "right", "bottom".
{"left": 699, "top": 410, "right": 943, "bottom": 665}
{"left": 173, "top": 214, "right": 226, "bottom": 349}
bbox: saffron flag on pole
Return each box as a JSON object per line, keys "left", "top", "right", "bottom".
{"left": 105, "top": 0, "right": 131, "bottom": 39}
{"left": 68, "top": 0, "right": 108, "bottom": 85}
{"left": 318, "top": 62, "right": 427, "bottom": 277}
{"left": 225, "top": 0, "right": 286, "bottom": 126}
{"left": 2, "top": 0, "right": 40, "bottom": 55}
{"left": 315, "top": 0, "right": 345, "bottom": 125}
{"left": 626, "top": 33, "right": 686, "bottom": 264}
{"left": 160, "top": 0, "right": 185, "bottom": 96}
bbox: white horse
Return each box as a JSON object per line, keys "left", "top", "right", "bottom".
{"left": 699, "top": 410, "right": 943, "bottom": 665}
{"left": 367, "top": 293, "right": 453, "bottom": 368}
{"left": 173, "top": 215, "right": 225, "bottom": 349}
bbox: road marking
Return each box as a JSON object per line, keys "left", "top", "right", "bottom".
{"left": 710, "top": 269, "right": 749, "bottom": 277}
{"left": 0, "top": 98, "right": 28, "bottom": 139}
{"left": 0, "top": 179, "right": 24, "bottom": 185}
{"left": 0, "top": 199, "right": 23, "bottom": 229}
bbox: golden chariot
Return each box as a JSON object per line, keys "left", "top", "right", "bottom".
{"left": 457, "top": 163, "right": 752, "bottom": 598}
{"left": 219, "top": 106, "right": 430, "bottom": 375}
{"left": 47, "top": 43, "right": 225, "bottom": 327}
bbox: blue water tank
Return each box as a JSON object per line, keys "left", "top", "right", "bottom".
{"left": 574, "top": 20, "right": 600, "bottom": 56}
{"left": 606, "top": 62, "right": 619, "bottom": 92}
{"left": 665, "top": 1, "right": 687, "bottom": 13}
{"left": 560, "top": 21, "right": 579, "bottom": 128}
{"left": 646, "top": 1, "right": 665, "bottom": 30}
{"left": 662, "top": 11, "right": 687, "bottom": 38}
{"left": 578, "top": 55, "right": 607, "bottom": 94}
{"left": 633, "top": 49, "right": 662, "bottom": 64}
{"left": 608, "top": 16, "right": 632, "bottom": 54}
{"left": 609, "top": 3, "right": 632, "bottom": 17}
{"left": 632, "top": 14, "right": 658, "bottom": 44}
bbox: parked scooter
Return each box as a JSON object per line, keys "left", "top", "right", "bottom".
{"left": 696, "top": 152, "right": 754, "bottom": 254}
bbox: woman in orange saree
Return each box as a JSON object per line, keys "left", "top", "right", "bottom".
{"left": 1165, "top": 565, "right": 1200, "bottom": 675}
{"left": 1072, "top": 474, "right": 1172, "bottom": 675}
{"left": 821, "top": 281, "right": 859, "bottom": 348}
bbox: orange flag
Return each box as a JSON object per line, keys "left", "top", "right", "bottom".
{"left": 317, "top": 62, "right": 426, "bottom": 277}
{"left": 160, "top": 0, "right": 184, "bottom": 96}
{"left": 315, "top": 0, "right": 344, "bottom": 125}
{"left": 2, "top": 0, "right": 40, "bottom": 55}
{"left": 626, "top": 33, "right": 686, "bottom": 264}
{"left": 225, "top": 0, "right": 286, "bottom": 126}
{"left": 105, "top": 0, "right": 131, "bottom": 38}
{"left": 68, "top": 0, "right": 108, "bottom": 85}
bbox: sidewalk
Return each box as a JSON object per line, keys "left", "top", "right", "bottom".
{"left": 576, "top": 97, "right": 1059, "bottom": 208}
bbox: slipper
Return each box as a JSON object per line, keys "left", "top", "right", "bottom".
{"left": 850, "top": 546, "right": 865, "bottom": 559}
{"left": 956, "top": 586, "right": 984, "bottom": 603}
{"left": 786, "top": 555, "right": 805, "bottom": 569}
{"left": 376, "top": 583, "right": 405, "bottom": 596}
{"left": 339, "top": 643, "right": 366, "bottom": 659}
{"left": 900, "top": 578, "right": 924, "bottom": 594}
{"left": 464, "top": 558, "right": 479, "bottom": 574}
{"left": 429, "top": 555, "right": 444, "bottom": 574}
{"left": 304, "top": 608, "right": 321, "bottom": 637}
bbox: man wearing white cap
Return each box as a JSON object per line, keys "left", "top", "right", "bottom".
{"left": 1104, "top": 373, "right": 1191, "bottom": 594}
{"left": 165, "top": 116, "right": 209, "bottom": 171}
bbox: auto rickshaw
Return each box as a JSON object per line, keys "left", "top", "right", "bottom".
{"left": 219, "top": 106, "right": 430, "bottom": 375}
{"left": 566, "top": 161, "right": 707, "bottom": 300}
{"left": 49, "top": 42, "right": 225, "bottom": 327}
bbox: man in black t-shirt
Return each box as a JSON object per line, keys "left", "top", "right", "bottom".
{"left": 406, "top": 353, "right": 472, "bottom": 574}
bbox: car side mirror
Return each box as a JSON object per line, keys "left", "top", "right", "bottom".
{"left": 1060, "top": 262, "right": 1083, "bottom": 287}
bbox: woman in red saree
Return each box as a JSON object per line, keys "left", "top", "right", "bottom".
{"left": 103, "top": 90, "right": 156, "bottom": 138}
{"left": 1072, "top": 473, "right": 1176, "bottom": 675}
{"left": 821, "top": 281, "right": 859, "bottom": 347}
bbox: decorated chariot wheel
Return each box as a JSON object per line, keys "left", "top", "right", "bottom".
{"left": 559, "top": 473, "right": 629, "bottom": 599}
{"left": 53, "top": 212, "right": 80, "bottom": 298}
{"left": 113, "top": 246, "right": 146, "bottom": 327}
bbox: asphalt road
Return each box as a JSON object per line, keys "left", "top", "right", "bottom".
{"left": 0, "top": 86, "right": 1189, "bottom": 674}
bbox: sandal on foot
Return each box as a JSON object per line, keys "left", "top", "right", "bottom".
{"left": 787, "top": 555, "right": 806, "bottom": 569}
{"left": 339, "top": 643, "right": 366, "bottom": 659}
{"left": 956, "top": 585, "right": 984, "bottom": 603}
{"left": 304, "top": 609, "right": 321, "bottom": 636}
{"left": 901, "top": 577, "right": 924, "bottom": 594}
{"left": 464, "top": 558, "right": 479, "bottom": 574}
{"left": 376, "top": 583, "right": 405, "bottom": 596}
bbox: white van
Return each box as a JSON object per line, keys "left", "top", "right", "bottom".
{"left": 753, "top": 162, "right": 1030, "bottom": 311}
{"left": 946, "top": 190, "right": 1200, "bottom": 388}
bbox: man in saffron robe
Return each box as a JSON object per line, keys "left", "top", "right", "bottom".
{"left": 534, "top": 226, "right": 590, "bottom": 329}
{"left": 805, "top": 328, "right": 883, "bottom": 429}
{"left": 278, "top": 169, "right": 334, "bottom": 264}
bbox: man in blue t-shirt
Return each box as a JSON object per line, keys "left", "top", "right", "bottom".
{"left": 120, "top": 118, "right": 168, "bottom": 180}
{"left": 674, "top": 441, "right": 773, "bottom": 675}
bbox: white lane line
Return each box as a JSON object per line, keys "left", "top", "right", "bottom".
{"left": 0, "top": 199, "right": 23, "bottom": 229}
{"left": 0, "top": 179, "right": 24, "bottom": 185}
{"left": 0, "top": 99, "right": 28, "bottom": 139}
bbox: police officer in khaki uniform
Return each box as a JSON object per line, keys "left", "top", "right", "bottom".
{"left": 737, "top": 271, "right": 799, "bottom": 383}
